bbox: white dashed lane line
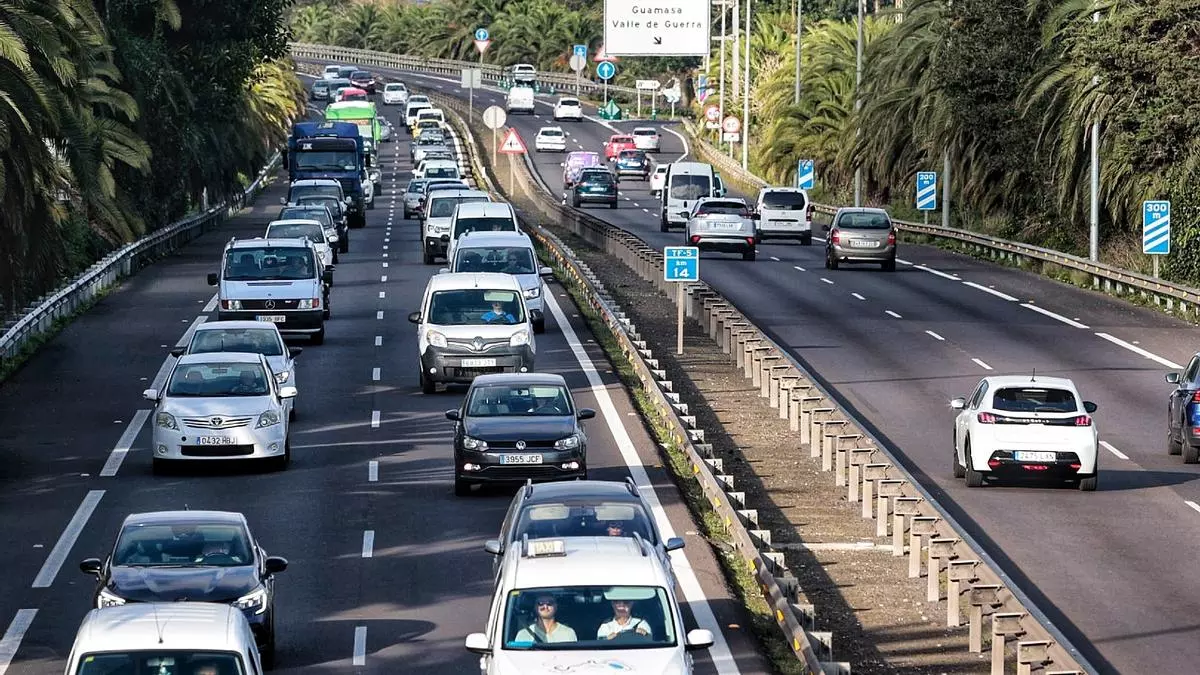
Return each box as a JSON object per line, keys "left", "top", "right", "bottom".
{"left": 925, "top": 330, "right": 945, "bottom": 341}
{"left": 1186, "top": 501, "right": 1200, "bottom": 516}
{"left": 375, "top": 335, "right": 383, "bottom": 347}
{"left": 820, "top": 277, "right": 834, "bottom": 285}
{"left": 1099, "top": 441, "right": 1129, "bottom": 460}
{"left": 794, "top": 266, "right": 806, "bottom": 272}
{"left": 885, "top": 310, "right": 902, "bottom": 319}
{"left": 372, "top": 367, "right": 381, "bottom": 382}
{"left": 353, "top": 626, "right": 367, "bottom": 666}
{"left": 1095, "top": 332, "right": 1182, "bottom": 369}
{"left": 368, "top": 461, "right": 379, "bottom": 482}
{"left": 376, "top": 310, "right": 384, "bottom": 320}
{"left": 851, "top": 292, "right": 865, "bottom": 300}
{"left": 963, "top": 281, "right": 1018, "bottom": 302}
{"left": 371, "top": 410, "right": 381, "bottom": 428}
{"left": 361, "top": 531, "right": 375, "bottom": 558}
{"left": 0, "top": 609, "right": 37, "bottom": 673}
{"left": 1021, "top": 303, "right": 1089, "bottom": 329}
{"left": 32, "top": 490, "right": 104, "bottom": 588}
{"left": 972, "top": 358, "right": 993, "bottom": 371}
{"left": 769, "top": 256, "right": 781, "bottom": 262}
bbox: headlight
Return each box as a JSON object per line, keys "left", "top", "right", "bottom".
{"left": 233, "top": 586, "right": 268, "bottom": 615}
{"left": 523, "top": 286, "right": 541, "bottom": 299}
{"left": 554, "top": 434, "right": 580, "bottom": 450}
{"left": 256, "top": 410, "right": 281, "bottom": 428}
{"left": 274, "top": 370, "right": 290, "bottom": 384}
{"left": 98, "top": 588, "right": 126, "bottom": 608}
{"left": 221, "top": 299, "right": 243, "bottom": 310}
{"left": 463, "top": 436, "right": 489, "bottom": 451}
{"left": 297, "top": 298, "right": 318, "bottom": 309}
{"left": 510, "top": 330, "right": 530, "bottom": 347}
{"left": 426, "top": 329, "right": 448, "bottom": 348}
{"left": 156, "top": 412, "right": 178, "bottom": 430}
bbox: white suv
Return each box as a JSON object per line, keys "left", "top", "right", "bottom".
{"left": 535, "top": 126, "right": 566, "bottom": 152}
{"left": 553, "top": 97, "right": 583, "bottom": 121}
{"left": 754, "top": 187, "right": 813, "bottom": 245}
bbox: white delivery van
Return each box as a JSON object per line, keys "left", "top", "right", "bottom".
{"left": 408, "top": 272, "right": 536, "bottom": 393}
{"left": 660, "top": 162, "right": 718, "bottom": 232}
{"left": 447, "top": 202, "right": 521, "bottom": 263}
{"left": 506, "top": 86, "right": 535, "bottom": 114}
{"left": 753, "top": 186, "right": 813, "bottom": 245}
{"left": 422, "top": 189, "right": 492, "bottom": 264}
{"left": 446, "top": 230, "right": 552, "bottom": 333}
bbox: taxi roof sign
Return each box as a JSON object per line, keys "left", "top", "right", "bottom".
{"left": 524, "top": 538, "right": 566, "bottom": 557}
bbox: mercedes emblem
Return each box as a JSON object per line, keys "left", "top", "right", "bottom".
{"left": 516, "top": 440, "right": 527, "bottom": 451}
{"left": 265, "top": 300, "right": 276, "bottom": 309}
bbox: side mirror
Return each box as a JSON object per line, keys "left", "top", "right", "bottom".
{"left": 79, "top": 558, "right": 102, "bottom": 575}
{"left": 484, "top": 540, "right": 504, "bottom": 556}
{"left": 664, "top": 536, "right": 685, "bottom": 552}
{"left": 344, "top": 196, "right": 353, "bottom": 205}
{"left": 207, "top": 272, "right": 219, "bottom": 286}
{"left": 577, "top": 408, "right": 596, "bottom": 420}
{"left": 142, "top": 388, "right": 160, "bottom": 401}
{"left": 949, "top": 397, "right": 966, "bottom": 410}
{"left": 322, "top": 269, "right": 334, "bottom": 285}
{"left": 445, "top": 409, "right": 461, "bottom": 421}
{"left": 465, "top": 633, "right": 490, "bottom": 655}
{"left": 279, "top": 386, "right": 298, "bottom": 399}
{"left": 408, "top": 311, "right": 422, "bottom": 324}
{"left": 1083, "top": 401, "right": 1098, "bottom": 413}
{"left": 560, "top": 162, "right": 566, "bottom": 168}
{"left": 328, "top": 234, "right": 339, "bottom": 243}
{"left": 1166, "top": 372, "right": 1181, "bottom": 384}
{"left": 288, "top": 346, "right": 303, "bottom": 358}
{"left": 539, "top": 266, "right": 553, "bottom": 277}
{"left": 169, "top": 347, "right": 185, "bottom": 358}
{"left": 279, "top": 197, "right": 287, "bottom": 205}
{"left": 264, "top": 556, "right": 288, "bottom": 575}
{"left": 685, "top": 629, "right": 714, "bottom": 651}
{"left": 438, "top": 267, "right": 450, "bottom": 274}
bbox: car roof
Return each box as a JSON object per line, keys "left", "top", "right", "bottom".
{"left": 835, "top": 207, "right": 888, "bottom": 215}
{"left": 522, "top": 479, "right": 642, "bottom": 504}
{"left": 176, "top": 352, "right": 264, "bottom": 365}
{"left": 505, "top": 537, "right": 667, "bottom": 589}
{"left": 610, "top": 134, "right": 634, "bottom": 140}
{"left": 538, "top": 126, "right": 564, "bottom": 132}
{"left": 696, "top": 197, "right": 747, "bottom": 205}
{"left": 982, "top": 375, "right": 1078, "bottom": 390}
{"left": 228, "top": 238, "right": 312, "bottom": 250}
{"left": 267, "top": 219, "right": 323, "bottom": 228}
{"left": 290, "top": 178, "right": 341, "bottom": 187}
{"left": 453, "top": 202, "right": 515, "bottom": 219}
{"left": 454, "top": 230, "right": 533, "bottom": 249}
{"left": 385, "top": 82, "right": 406, "bottom": 88}
{"left": 761, "top": 186, "right": 807, "bottom": 194}
{"left": 430, "top": 189, "right": 490, "bottom": 200}
{"left": 426, "top": 272, "right": 523, "bottom": 292}
{"left": 471, "top": 372, "right": 567, "bottom": 388}
{"left": 73, "top": 603, "right": 246, "bottom": 653}
{"left": 633, "top": 127, "right": 658, "bottom": 132}
{"left": 558, "top": 97, "right": 579, "bottom": 103}
{"left": 193, "top": 321, "right": 282, "bottom": 333}
{"left": 122, "top": 510, "right": 248, "bottom": 527}
{"left": 421, "top": 159, "right": 457, "bottom": 167}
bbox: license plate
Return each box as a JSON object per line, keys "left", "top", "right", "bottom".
{"left": 709, "top": 223, "right": 742, "bottom": 231}
{"left": 256, "top": 315, "right": 286, "bottom": 323}
{"left": 849, "top": 239, "right": 877, "bottom": 248}
{"left": 770, "top": 220, "right": 798, "bottom": 226}
{"left": 1014, "top": 451, "right": 1056, "bottom": 462}
{"left": 460, "top": 358, "right": 497, "bottom": 368}
{"left": 500, "top": 454, "right": 543, "bottom": 465}
{"left": 198, "top": 436, "right": 236, "bottom": 445}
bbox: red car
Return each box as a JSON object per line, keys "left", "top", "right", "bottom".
{"left": 604, "top": 134, "right": 637, "bottom": 161}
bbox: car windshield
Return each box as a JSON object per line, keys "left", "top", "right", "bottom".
{"left": 189, "top": 328, "right": 283, "bottom": 357}
{"left": 430, "top": 196, "right": 489, "bottom": 218}
{"left": 279, "top": 208, "right": 332, "bottom": 228}
{"left": 166, "top": 362, "right": 271, "bottom": 397}
{"left": 425, "top": 166, "right": 459, "bottom": 179}
{"left": 991, "top": 387, "right": 1078, "bottom": 413}
{"left": 222, "top": 246, "right": 315, "bottom": 281}
{"left": 670, "top": 175, "right": 710, "bottom": 200}
{"left": 501, "top": 585, "right": 676, "bottom": 650}
{"left": 697, "top": 202, "right": 749, "bottom": 217}
{"left": 289, "top": 184, "right": 343, "bottom": 201}
{"left": 113, "top": 522, "right": 253, "bottom": 567}
{"left": 761, "top": 191, "right": 808, "bottom": 210}
{"left": 513, "top": 500, "right": 656, "bottom": 543}
{"left": 77, "top": 651, "right": 245, "bottom": 675}
{"left": 351, "top": 71, "right": 370, "bottom": 79}
{"left": 837, "top": 212, "right": 891, "bottom": 229}
{"left": 267, "top": 222, "right": 326, "bottom": 243}
{"left": 427, "top": 289, "right": 524, "bottom": 325}
{"left": 456, "top": 246, "right": 535, "bottom": 274}
{"left": 466, "top": 384, "right": 571, "bottom": 417}
{"left": 454, "top": 216, "right": 516, "bottom": 237}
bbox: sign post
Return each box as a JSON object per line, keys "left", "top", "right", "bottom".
{"left": 461, "top": 68, "right": 482, "bottom": 121}
{"left": 1143, "top": 200, "right": 1171, "bottom": 279}
{"left": 498, "top": 128, "right": 527, "bottom": 190}
{"left": 481, "top": 105, "right": 507, "bottom": 173}
{"left": 917, "top": 171, "right": 937, "bottom": 225}
{"left": 664, "top": 246, "right": 699, "bottom": 354}
{"left": 604, "top": 0, "right": 711, "bottom": 56}
{"left": 797, "top": 159, "right": 815, "bottom": 190}
{"left": 571, "top": 45, "right": 587, "bottom": 95}
{"left": 596, "top": 60, "right": 616, "bottom": 106}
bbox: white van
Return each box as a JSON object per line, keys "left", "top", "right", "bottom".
{"left": 408, "top": 272, "right": 536, "bottom": 393}
{"left": 423, "top": 189, "right": 492, "bottom": 264}
{"left": 208, "top": 237, "right": 333, "bottom": 344}
{"left": 405, "top": 99, "right": 432, "bottom": 128}
{"left": 64, "top": 603, "right": 264, "bottom": 675}
{"left": 447, "top": 202, "right": 520, "bottom": 263}
{"left": 754, "top": 186, "right": 813, "bottom": 245}
{"left": 506, "top": 86, "right": 535, "bottom": 114}
{"left": 446, "top": 230, "right": 552, "bottom": 333}
{"left": 322, "top": 64, "right": 342, "bottom": 79}
{"left": 660, "top": 162, "right": 721, "bottom": 231}
{"left": 416, "top": 158, "right": 460, "bottom": 181}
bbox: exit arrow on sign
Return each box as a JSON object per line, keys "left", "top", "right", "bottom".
{"left": 653, "top": 36, "right": 662, "bottom": 45}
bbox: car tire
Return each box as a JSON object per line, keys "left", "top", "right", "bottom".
{"left": 1169, "top": 431, "right": 1183, "bottom": 455}
{"left": 454, "top": 477, "right": 471, "bottom": 496}
{"left": 964, "top": 442, "right": 984, "bottom": 487}
{"left": 533, "top": 317, "right": 545, "bottom": 334}
{"left": 332, "top": 250, "right": 339, "bottom": 265}
{"left": 609, "top": 200, "right": 618, "bottom": 209}
{"left": 420, "top": 370, "right": 436, "bottom": 395}
{"left": 1185, "top": 443, "right": 1199, "bottom": 464}
{"left": 952, "top": 443, "right": 965, "bottom": 478}
{"left": 743, "top": 249, "right": 756, "bottom": 261}
{"left": 1078, "top": 474, "right": 1098, "bottom": 491}
{"left": 801, "top": 234, "right": 812, "bottom": 246}
{"left": 323, "top": 307, "right": 331, "bottom": 321}
{"left": 572, "top": 196, "right": 581, "bottom": 208}
{"left": 423, "top": 250, "right": 435, "bottom": 265}
{"left": 260, "top": 635, "right": 276, "bottom": 670}
{"left": 660, "top": 219, "right": 669, "bottom": 233}
{"left": 882, "top": 256, "right": 897, "bottom": 272}
{"left": 311, "top": 327, "right": 325, "bottom": 345}
{"left": 826, "top": 251, "right": 839, "bottom": 270}
{"left": 273, "top": 441, "right": 291, "bottom": 471}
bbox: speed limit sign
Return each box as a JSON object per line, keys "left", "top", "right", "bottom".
{"left": 705, "top": 105, "right": 720, "bottom": 122}
{"left": 722, "top": 116, "right": 741, "bottom": 133}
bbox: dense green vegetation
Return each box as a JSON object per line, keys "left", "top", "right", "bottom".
{"left": 0, "top": 0, "right": 303, "bottom": 315}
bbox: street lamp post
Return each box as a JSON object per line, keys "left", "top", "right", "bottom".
{"left": 1089, "top": 8, "right": 1100, "bottom": 261}
{"left": 794, "top": 0, "right": 802, "bottom": 105}
{"left": 741, "top": 0, "right": 752, "bottom": 170}
{"left": 853, "top": 0, "right": 864, "bottom": 206}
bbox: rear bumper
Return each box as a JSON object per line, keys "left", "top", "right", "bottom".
{"left": 217, "top": 310, "right": 324, "bottom": 335}
{"left": 692, "top": 235, "right": 754, "bottom": 252}
{"left": 829, "top": 243, "right": 895, "bottom": 262}
{"left": 575, "top": 192, "right": 617, "bottom": 204}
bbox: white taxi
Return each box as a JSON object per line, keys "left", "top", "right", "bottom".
{"left": 466, "top": 537, "right": 713, "bottom": 674}
{"left": 951, "top": 375, "right": 1099, "bottom": 490}
{"left": 534, "top": 126, "right": 567, "bottom": 152}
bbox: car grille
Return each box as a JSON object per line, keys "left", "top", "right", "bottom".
{"left": 238, "top": 299, "right": 301, "bottom": 310}
{"left": 447, "top": 366, "right": 520, "bottom": 378}
{"left": 182, "top": 416, "right": 254, "bottom": 430}
{"left": 445, "top": 338, "right": 512, "bottom": 353}
{"left": 180, "top": 445, "right": 256, "bottom": 457}
{"left": 486, "top": 439, "right": 560, "bottom": 450}
{"left": 335, "top": 178, "right": 358, "bottom": 195}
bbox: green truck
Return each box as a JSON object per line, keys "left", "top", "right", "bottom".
{"left": 325, "top": 100, "right": 382, "bottom": 193}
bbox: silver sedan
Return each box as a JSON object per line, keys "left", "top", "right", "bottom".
{"left": 823, "top": 207, "right": 897, "bottom": 271}
{"left": 171, "top": 321, "right": 302, "bottom": 420}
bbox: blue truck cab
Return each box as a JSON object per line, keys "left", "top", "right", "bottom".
{"left": 286, "top": 121, "right": 372, "bottom": 229}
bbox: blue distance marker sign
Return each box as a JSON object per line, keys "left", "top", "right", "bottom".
{"left": 574, "top": 44, "right": 588, "bottom": 59}
{"left": 475, "top": 28, "right": 489, "bottom": 41}
{"left": 796, "top": 159, "right": 814, "bottom": 190}
{"left": 1143, "top": 200, "right": 1171, "bottom": 255}
{"left": 664, "top": 246, "right": 699, "bottom": 281}
{"left": 917, "top": 171, "right": 937, "bottom": 211}
{"left": 596, "top": 61, "right": 617, "bottom": 81}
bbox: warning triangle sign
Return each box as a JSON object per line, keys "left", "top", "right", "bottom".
{"left": 498, "top": 128, "right": 527, "bottom": 155}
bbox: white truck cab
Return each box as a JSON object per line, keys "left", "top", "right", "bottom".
{"left": 444, "top": 230, "right": 552, "bottom": 333}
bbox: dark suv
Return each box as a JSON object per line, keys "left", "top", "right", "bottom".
{"left": 615, "top": 150, "right": 651, "bottom": 180}
{"left": 571, "top": 168, "right": 618, "bottom": 209}
{"left": 349, "top": 70, "right": 376, "bottom": 94}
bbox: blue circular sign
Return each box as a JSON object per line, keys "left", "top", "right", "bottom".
{"left": 597, "top": 61, "right": 616, "bottom": 81}
{"left": 475, "top": 28, "right": 489, "bottom": 41}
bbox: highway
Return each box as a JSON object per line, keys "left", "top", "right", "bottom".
{"left": 0, "top": 80, "right": 771, "bottom": 675}
{"left": 382, "top": 66, "right": 1200, "bottom": 674}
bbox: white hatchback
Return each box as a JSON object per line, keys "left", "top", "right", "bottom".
{"left": 951, "top": 375, "right": 1099, "bottom": 490}
{"left": 633, "top": 127, "right": 661, "bottom": 152}
{"left": 553, "top": 96, "right": 583, "bottom": 121}
{"left": 381, "top": 82, "right": 408, "bottom": 105}
{"left": 535, "top": 126, "right": 567, "bottom": 152}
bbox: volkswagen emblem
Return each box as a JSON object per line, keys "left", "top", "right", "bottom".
{"left": 210, "top": 417, "right": 223, "bottom": 427}
{"left": 472, "top": 337, "right": 485, "bottom": 351}
{"left": 265, "top": 300, "right": 276, "bottom": 310}
{"left": 516, "top": 440, "right": 527, "bottom": 451}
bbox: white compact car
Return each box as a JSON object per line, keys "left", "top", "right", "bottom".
{"left": 633, "top": 127, "right": 661, "bottom": 152}
{"left": 264, "top": 219, "right": 334, "bottom": 269}
{"left": 553, "top": 96, "right": 583, "bottom": 121}
{"left": 381, "top": 81, "right": 408, "bottom": 105}
{"left": 534, "top": 126, "right": 567, "bottom": 152}
{"left": 951, "top": 375, "right": 1099, "bottom": 490}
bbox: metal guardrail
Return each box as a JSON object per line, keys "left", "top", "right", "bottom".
{"left": 0, "top": 151, "right": 282, "bottom": 363}
{"left": 683, "top": 120, "right": 1200, "bottom": 315}
{"left": 419, "top": 78, "right": 1092, "bottom": 674}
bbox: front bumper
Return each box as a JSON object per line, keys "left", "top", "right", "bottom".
{"left": 217, "top": 310, "right": 324, "bottom": 336}
{"left": 424, "top": 234, "right": 450, "bottom": 256}
{"left": 456, "top": 446, "right": 586, "bottom": 484}
{"left": 151, "top": 423, "right": 288, "bottom": 461}
{"left": 421, "top": 345, "right": 535, "bottom": 384}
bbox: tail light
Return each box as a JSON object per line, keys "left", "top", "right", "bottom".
{"left": 806, "top": 203, "right": 815, "bottom": 220}
{"left": 690, "top": 235, "right": 701, "bottom": 244}
{"left": 830, "top": 228, "right": 840, "bottom": 244}
{"left": 977, "top": 412, "right": 997, "bottom": 424}
{"left": 1073, "top": 415, "right": 1091, "bottom": 426}
{"left": 745, "top": 237, "right": 756, "bottom": 246}
{"left": 1190, "top": 391, "right": 1200, "bottom": 402}
{"left": 887, "top": 230, "right": 896, "bottom": 246}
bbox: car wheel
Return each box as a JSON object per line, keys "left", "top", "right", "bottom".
{"left": 289, "top": 404, "right": 296, "bottom": 422}
{"left": 964, "top": 442, "right": 984, "bottom": 487}
{"left": 454, "top": 477, "right": 471, "bottom": 496}
{"left": 152, "top": 458, "right": 172, "bottom": 475}
{"left": 660, "top": 219, "right": 669, "bottom": 232}
{"left": 827, "top": 251, "right": 840, "bottom": 270}
{"left": 801, "top": 234, "right": 812, "bottom": 246}
{"left": 332, "top": 250, "right": 339, "bottom": 265}
{"left": 423, "top": 250, "right": 435, "bottom": 265}
{"left": 323, "top": 307, "right": 331, "bottom": 321}
{"left": 273, "top": 441, "right": 291, "bottom": 471}
{"left": 572, "top": 196, "right": 581, "bottom": 208}
{"left": 420, "top": 370, "right": 435, "bottom": 395}
{"left": 609, "top": 200, "right": 618, "bottom": 209}
{"left": 1169, "top": 430, "right": 1183, "bottom": 455}
{"left": 533, "top": 317, "right": 546, "bottom": 334}
{"left": 882, "top": 255, "right": 897, "bottom": 272}
{"left": 1185, "top": 443, "right": 1199, "bottom": 464}
{"left": 742, "top": 248, "right": 756, "bottom": 261}
{"left": 340, "top": 237, "right": 349, "bottom": 254}
{"left": 311, "top": 327, "right": 325, "bottom": 345}
{"left": 1078, "top": 474, "right": 1098, "bottom": 491}
{"left": 952, "top": 441, "right": 965, "bottom": 478}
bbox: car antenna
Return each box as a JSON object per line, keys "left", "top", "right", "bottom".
{"left": 1031, "top": 368, "right": 1036, "bottom": 382}
{"left": 153, "top": 603, "right": 165, "bottom": 644}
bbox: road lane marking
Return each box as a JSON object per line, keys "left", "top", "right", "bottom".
{"left": 353, "top": 626, "right": 367, "bottom": 665}
{"left": 0, "top": 609, "right": 37, "bottom": 675}
{"left": 381, "top": 275, "right": 388, "bottom": 282}
{"left": 379, "top": 291, "right": 386, "bottom": 299}
{"left": 368, "top": 461, "right": 378, "bottom": 482}
{"left": 896, "top": 258, "right": 915, "bottom": 265}
{"left": 203, "top": 294, "right": 218, "bottom": 313}
{"left": 372, "top": 367, "right": 381, "bottom": 382}
{"left": 769, "top": 256, "right": 781, "bottom": 261}
{"left": 963, "top": 281, "right": 1018, "bottom": 302}
{"left": 1186, "top": 501, "right": 1200, "bottom": 515}
{"left": 362, "top": 531, "right": 375, "bottom": 558}
{"left": 851, "top": 292, "right": 865, "bottom": 300}
{"left": 371, "top": 411, "right": 381, "bottom": 428}
{"left": 661, "top": 126, "right": 691, "bottom": 161}
{"left": 885, "top": 310, "right": 902, "bottom": 318}
{"left": 925, "top": 330, "right": 945, "bottom": 341}
{"left": 794, "top": 266, "right": 806, "bottom": 272}
{"left": 972, "top": 358, "right": 993, "bottom": 371}
{"left": 382, "top": 262, "right": 389, "bottom": 268}
{"left": 1099, "top": 441, "right": 1128, "bottom": 460}
{"left": 820, "top": 277, "right": 834, "bottom": 285}
{"left": 100, "top": 410, "right": 151, "bottom": 477}
{"left": 33, "top": 490, "right": 104, "bottom": 588}
{"left": 375, "top": 336, "right": 383, "bottom": 347}
{"left": 1094, "top": 332, "right": 1182, "bottom": 369}
{"left": 1021, "top": 303, "right": 1089, "bottom": 329}
{"left": 915, "top": 265, "right": 960, "bottom": 281}
{"left": 377, "top": 310, "right": 384, "bottom": 320}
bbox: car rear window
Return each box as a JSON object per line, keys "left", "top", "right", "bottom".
{"left": 514, "top": 500, "right": 656, "bottom": 543}
{"left": 618, "top": 150, "right": 643, "bottom": 159}
{"left": 991, "top": 387, "right": 1078, "bottom": 413}
{"left": 698, "top": 202, "right": 749, "bottom": 216}
{"left": 761, "top": 191, "right": 808, "bottom": 210}
{"left": 582, "top": 172, "right": 614, "bottom": 184}
{"left": 559, "top": 98, "right": 579, "bottom": 106}
{"left": 634, "top": 129, "right": 657, "bottom": 136}
{"left": 612, "top": 136, "right": 634, "bottom": 143}
{"left": 539, "top": 129, "right": 564, "bottom": 137}
{"left": 385, "top": 83, "right": 405, "bottom": 91}
{"left": 453, "top": 216, "right": 517, "bottom": 237}
{"left": 837, "top": 212, "right": 891, "bottom": 229}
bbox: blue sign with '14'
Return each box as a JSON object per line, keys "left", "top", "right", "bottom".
{"left": 916, "top": 172, "right": 937, "bottom": 211}
{"left": 664, "top": 246, "right": 699, "bottom": 281}
{"left": 1143, "top": 200, "right": 1171, "bottom": 255}
{"left": 796, "top": 160, "right": 814, "bottom": 190}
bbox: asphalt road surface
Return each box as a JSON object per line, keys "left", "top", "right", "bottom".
{"left": 0, "top": 79, "right": 772, "bottom": 675}
{"left": 379, "top": 66, "right": 1200, "bottom": 674}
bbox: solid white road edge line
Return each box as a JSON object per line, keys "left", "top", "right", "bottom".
{"left": 32, "top": 490, "right": 104, "bottom": 588}
{"left": 362, "top": 530, "right": 375, "bottom": 558}
{"left": 99, "top": 409, "right": 152, "bottom": 477}
{"left": 1020, "top": 303, "right": 1089, "bottom": 329}
{"left": 915, "top": 265, "right": 960, "bottom": 281}
{"left": 660, "top": 126, "right": 691, "bottom": 162}
{"left": 352, "top": 626, "right": 367, "bottom": 666}
{"left": 962, "top": 281, "right": 1018, "bottom": 302}
{"left": 1094, "top": 332, "right": 1183, "bottom": 369}
{"left": 1099, "top": 441, "right": 1129, "bottom": 460}
{"left": 0, "top": 609, "right": 37, "bottom": 675}
{"left": 543, "top": 291, "right": 741, "bottom": 675}
{"left": 972, "top": 358, "right": 993, "bottom": 371}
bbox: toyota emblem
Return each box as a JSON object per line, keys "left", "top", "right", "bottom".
{"left": 265, "top": 300, "right": 276, "bottom": 310}
{"left": 516, "top": 440, "right": 527, "bottom": 451}
{"left": 211, "top": 417, "right": 223, "bottom": 427}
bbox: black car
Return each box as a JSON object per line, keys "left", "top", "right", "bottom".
{"left": 615, "top": 149, "right": 651, "bottom": 180}
{"left": 447, "top": 373, "right": 595, "bottom": 495}
{"left": 572, "top": 168, "right": 619, "bottom": 209}
{"left": 279, "top": 203, "right": 348, "bottom": 259}
{"left": 80, "top": 510, "right": 288, "bottom": 665}
{"left": 349, "top": 70, "right": 376, "bottom": 94}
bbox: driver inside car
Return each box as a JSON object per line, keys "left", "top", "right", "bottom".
{"left": 597, "top": 599, "right": 652, "bottom": 640}
{"left": 481, "top": 300, "right": 515, "bottom": 324}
